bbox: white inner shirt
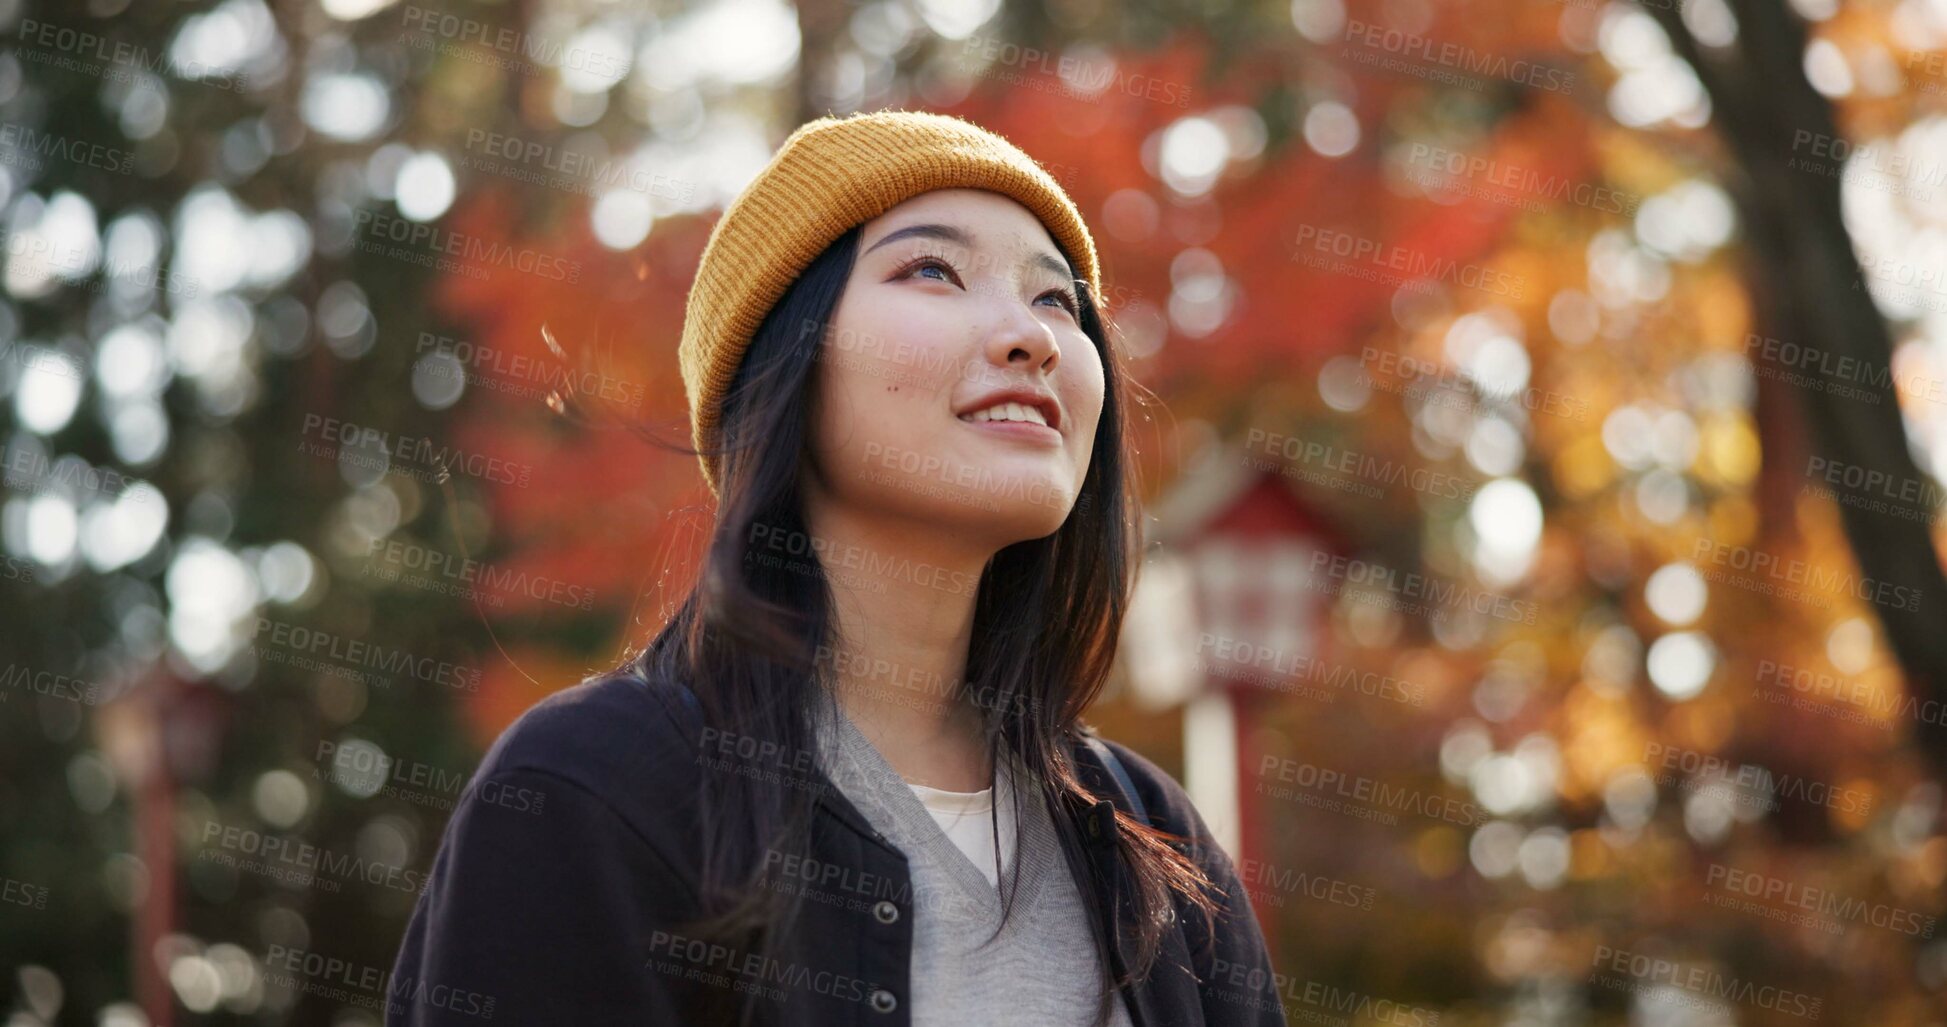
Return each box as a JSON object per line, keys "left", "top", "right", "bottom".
{"left": 907, "top": 766, "right": 1017, "bottom": 889}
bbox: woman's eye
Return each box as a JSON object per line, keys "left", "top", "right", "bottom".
{"left": 1039, "top": 290, "right": 1080, "bottom": 314}
{"left": 900, "top": 256, "right": 961, "bottom": 286}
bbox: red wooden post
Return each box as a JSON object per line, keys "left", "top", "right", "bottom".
{"left": 136, "top": 716, "right": 175, "bottom": 1027}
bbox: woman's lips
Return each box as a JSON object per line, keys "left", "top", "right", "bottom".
{"left": 956, "top": 417, "right": 1063, "bottom": 446}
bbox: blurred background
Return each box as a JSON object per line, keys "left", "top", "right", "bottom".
{"left": 6, "top": 0, "right": 1947, "bottom": 1022}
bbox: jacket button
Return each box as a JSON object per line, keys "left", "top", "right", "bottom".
{"left": 872, "top": 900, "right": 900, "bottom": 924}
{"left": 1086, "top": 815, "right": 1102, "bottom": 840}
{"left": 869, "top": 988, "right": 898, "bottom": 1013}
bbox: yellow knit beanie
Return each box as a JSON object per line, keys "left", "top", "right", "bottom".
{"left": 677, "top": 109, "right": 1103, "bottom": 496}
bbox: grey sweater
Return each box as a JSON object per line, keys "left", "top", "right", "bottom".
{"left": 811, "top": 701, "right": 1134, "bottom": 1027}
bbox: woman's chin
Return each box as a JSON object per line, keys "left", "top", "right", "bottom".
{"left": 860, "top": 464, "right": 1077, "bottom": 535}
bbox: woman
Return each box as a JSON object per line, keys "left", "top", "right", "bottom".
{"left": 388, "top": 110, "right": 1285, "bottom": 1027}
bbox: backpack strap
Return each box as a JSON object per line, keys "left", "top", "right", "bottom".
{"left": 1084, "top": 734, "right": 1150, "bottom": 827}
{"left": 670, "top": 675, "right": 702, "bottom": 718}
{"left": 633, "top": 665, "right": 704, "bottom": 734}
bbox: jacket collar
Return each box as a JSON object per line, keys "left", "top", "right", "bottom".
{"left": 808, "top": 735, "right": 1128, "bottom": 847}
{"left": 804, "top": 730, "right": 1167, "bottom": 1027}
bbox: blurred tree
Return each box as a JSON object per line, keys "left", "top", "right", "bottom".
{"left": 0, "top": 0, "right": 524, "bottom": 1021}
{"left": 1633, "top": 0, "right": 1947, "bottom": 775}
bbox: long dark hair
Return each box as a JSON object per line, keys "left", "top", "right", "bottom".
{"left": 633, "top": 220, "right": 1218, "bottom": 1026}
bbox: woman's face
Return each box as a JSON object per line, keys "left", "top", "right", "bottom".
{"left": 804, "top": 188, "right": 1106, "bottom": 546}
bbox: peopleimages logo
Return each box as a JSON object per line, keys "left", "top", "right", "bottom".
{"left": 811, "top": 645, "right": 1040, "bottom": 720}
{"left": 400, "top": 4, "right": 631, "bottom": 80}
{"left": 0, "top": 664, "right": 104, "bottom": 706}
{"left": 0, "top": 232, "right": 199, "bottom": 298}
{"left": 319, "top": 738, "right": 459, "bottom": 787}
{"left": 256, "top": 618, "right": 481, "bottom": 692}
{"left": 1194, "top": 633, "right": 1427, "bottom": 707}
{"left": 1589, "top": 945, "right": 1823, "bottom": 1020}
{"left": 14, "top": 18, "right": 246, "bottom": 92}
{"left": 1206, "top": 960, "right": 1442, "bottom": 1026}
{"left": 1802, "top": 455, "right": 1947, "bottom": 516}
{"left": 199, "top": 821, "right": 430, "bottom": 895}
{"left": 1359, "top": 346, "right": 1589, "bottom": 421}
{"left": 647, "top": 930, "right": 876, "bottom": 1005}
{"left": 746, "top": 523, "right": 981, "bottom": 597}
{"left": 459, "top": 130, "right": 693, "bottom": 204}
{"left": 1, "top": 448, "right": 154, "bottom": 505}
{"left": 350, "top": 209, "right": 582, "bottom": 285}
{"left": 366, "top": 537, "right": 598, "bottom": 612}
{"left": 0, "top": 554, "right": 35, "bottom": 585}
{"left": 1237, "top": 858, "right": 1377, "bottom": 911}
{"left": 299, "top": 413, "right": 535, "bottom": 488}
{"left": 859, "top": 443, "right": 1070, "bottom": 512}
{"left": 1642, "top": 742, "right": 1873, "bottom": 815}
{"left": 261, "top": 945, "right": 497, "bottom": 1020}
{"left": 1789, "top": 131, "right": 1947, "bottom": 190}
{"left": 1306, "top": 551, "right": 1539, "bottom": 626}
{"left": 1245, "top": 428, "right": 1475, "bottom": 501}
{"left": 1256, "top": 754, "right": 1484, "bottom": 827}
{"left": 1691, "top": 537, "right": 1922, "bottom": 613}
{"left": 0, "top": 123, "right": 135, "bottom": 175}
{"left": 1744, "top": 333, "right": 1945, "bottom": 407}
{"left": 1405, "top": 144, "right": 1638, "bottom": 214}
{"left": 1293, "top": 226, "right": 1526, "bottom": 299}
{"left": 414, "top": 332, "right": 648, "bottom": 412}
{"left": 1754, "top": 659, "right": 1947, "bottom": 729}
{"left": 2, "top": 877, "right": 49, "bottom": 910}
{"left": 761, "top": 847, "right": 986, "bottom": 923}
{"left": 1704, "top": 862, "right": 1936, "bottom": 938}
{"left": 957, "top": 36, "right": 1192, "bottom": 108}
{"left": 1341, "top": 20, "right": 1575, "bottom": 93}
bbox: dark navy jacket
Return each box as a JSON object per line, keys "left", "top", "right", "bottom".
{"left": 386, "top": 670, "right": 1288, "bottom": 1026}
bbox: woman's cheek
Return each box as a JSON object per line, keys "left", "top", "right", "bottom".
{"left": 1067, "top": 359, "right": 1107, "bottom": 441}
{"left": 828, "top": 358, "right": 944, "bottom": 475}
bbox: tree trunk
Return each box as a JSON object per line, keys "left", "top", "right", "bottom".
{"left": 1640, "top": 0, "right": 1947, "bottom": 772}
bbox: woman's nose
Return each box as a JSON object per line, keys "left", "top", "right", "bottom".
{"left": 983, "top": 299, "right": 1061, "bottom": 374}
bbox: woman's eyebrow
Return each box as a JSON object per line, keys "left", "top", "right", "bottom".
{"left": 1025, "top": 251, "right": 1072, "bottom": 283}
{"left": 864, "top": 222, "right": 1073, "bottom": 281}
{"left": 862, "top": 222, "right": 973, "bottom": 256}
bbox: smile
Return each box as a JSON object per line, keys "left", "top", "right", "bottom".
{"left": 959, "top": 402, "right": 1049, "bottom": 427}
{"left": 957, "top": 402, "right": 1062, "bottom": 445}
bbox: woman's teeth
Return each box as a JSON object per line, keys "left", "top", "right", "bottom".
{"left": 961, "top": 403, "right": 1048, "bottom": 427}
